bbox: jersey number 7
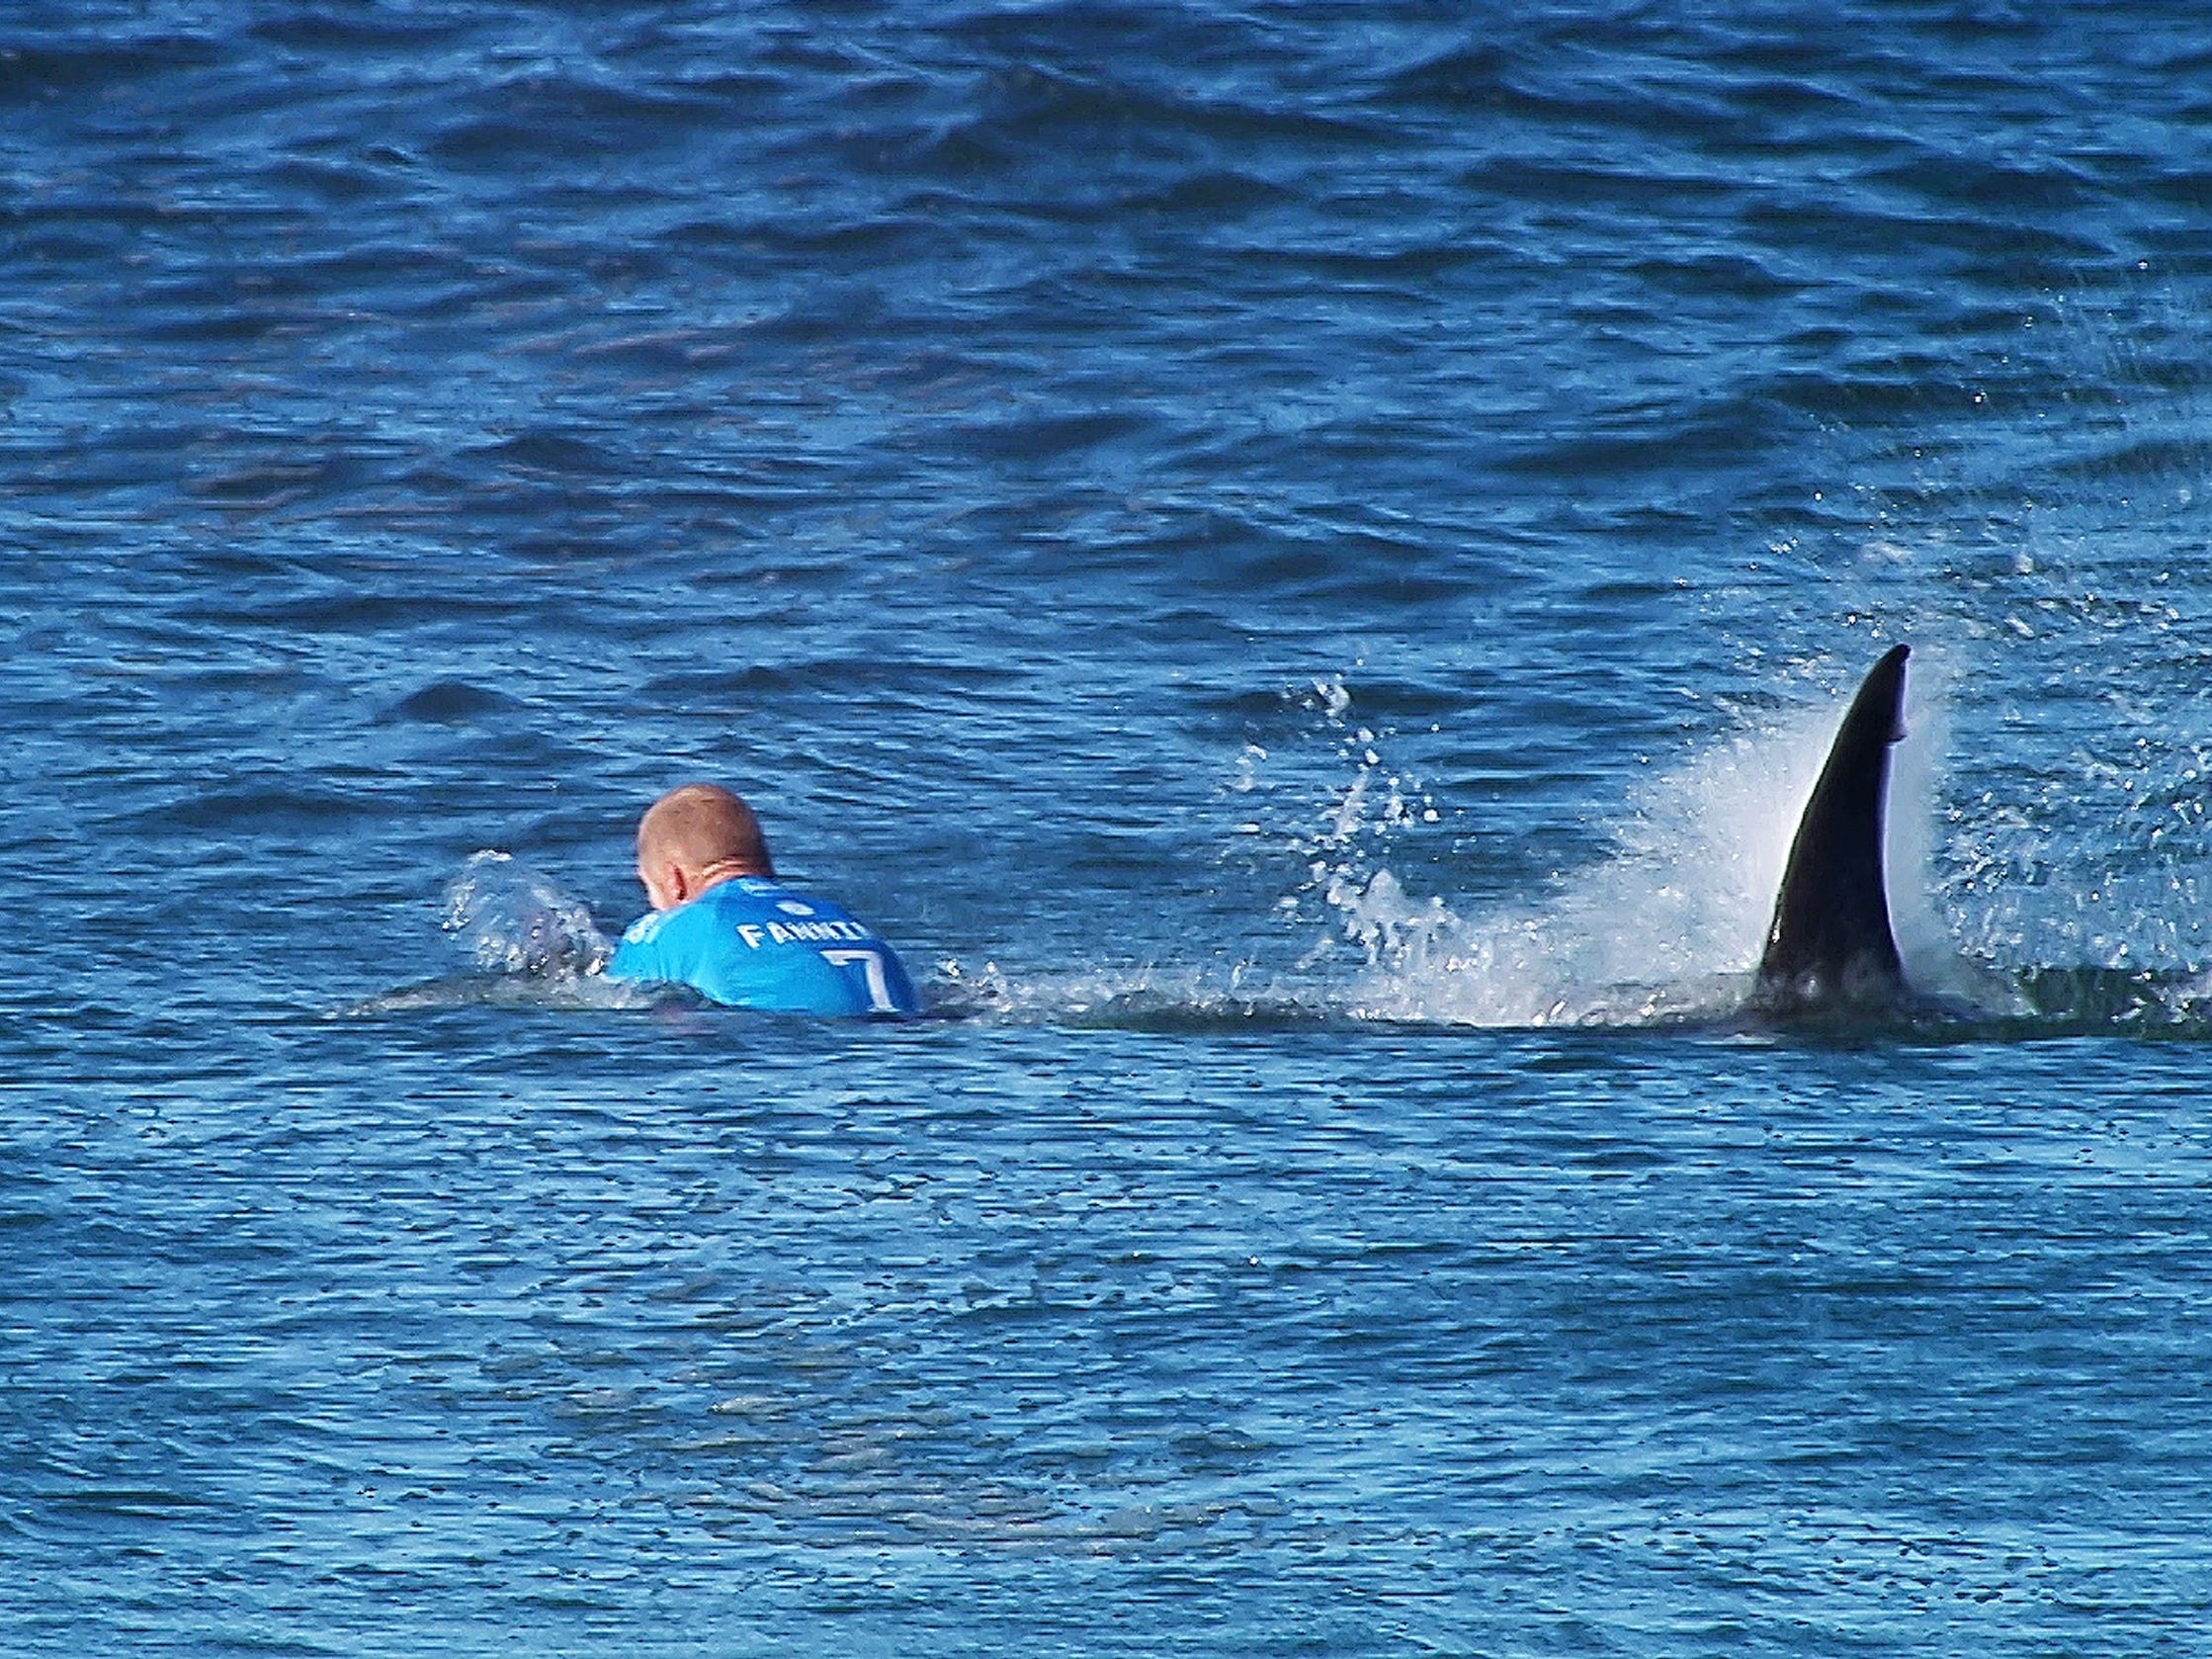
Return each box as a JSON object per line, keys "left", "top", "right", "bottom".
{"left": 819, "top": 948, "right": 899, "bottom": 1014}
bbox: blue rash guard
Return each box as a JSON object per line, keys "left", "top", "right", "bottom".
{"left": 605, "top": 876, "right": 920, "bottom": 1016}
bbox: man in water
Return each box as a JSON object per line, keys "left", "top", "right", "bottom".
{"left": 602, "top": 783, "right": 919, "bottom": 1016}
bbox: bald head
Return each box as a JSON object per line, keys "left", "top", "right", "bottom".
{"left": 635, "top": 783, "right": 774, "bottom": 911}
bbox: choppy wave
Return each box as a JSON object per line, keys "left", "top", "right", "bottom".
{"left": 19, "top": 2, "right": 2212, "bottom": 1652}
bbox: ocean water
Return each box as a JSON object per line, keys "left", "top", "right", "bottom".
{"left": 7, "top": 2, "right": 2212, "bottom": 1653}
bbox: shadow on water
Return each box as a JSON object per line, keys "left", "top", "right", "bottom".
{"left": 951, "top": 963, "right": 2212, "bottom": 1045}
{"left": 341, "top": 960, "right": 2212, "bottom": 1044}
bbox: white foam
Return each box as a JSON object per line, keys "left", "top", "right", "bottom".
{"left": 442, "top": 849, "right": 615, "bottom": 979}
{"left": 1318, "top": 657, "right": 1961, "bottom": 1027}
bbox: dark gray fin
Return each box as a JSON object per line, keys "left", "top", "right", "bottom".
{"left": 1751, "top": 644, "right": 1911, "bottom": 1012}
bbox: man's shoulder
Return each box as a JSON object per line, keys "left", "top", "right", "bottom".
{"left": 617, "top": 893, "right": 724, "bottom": 955}
{"left": 708, "top": 878, "right": 863, "bottom": 924}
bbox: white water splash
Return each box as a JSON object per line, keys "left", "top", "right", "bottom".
{"left": 442, "top": 849, "right": 615, "bottom": 979}
{"left": 941, "top": 654, "right": 2211, "bottom": 1032}
{"left": 1317, "top": 659, "right": 1976, "bottom": 1027}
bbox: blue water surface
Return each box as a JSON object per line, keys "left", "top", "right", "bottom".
{"left": 6, "top": 2, "right": 2212, "bottom": 1653}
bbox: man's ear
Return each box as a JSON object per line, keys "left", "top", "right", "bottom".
{"left": 663, "top": 863, "right": 692, "bottom": 905}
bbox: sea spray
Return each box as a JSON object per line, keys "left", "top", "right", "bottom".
{"left": 1319, "top": 659, "right": 1970, "bottom": 1026}
{"left": 442, "top": 850, "right": 614, "bottom": 979}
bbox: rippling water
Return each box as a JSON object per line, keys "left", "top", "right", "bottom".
{"left": 8, "top": 2, "right": 2212, "bottom": 1653}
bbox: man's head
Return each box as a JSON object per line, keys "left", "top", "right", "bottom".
{"left": 635, "top": 783, "right": 774, "bottom": 912}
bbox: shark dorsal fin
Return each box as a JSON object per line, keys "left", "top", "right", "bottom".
{"left": 1753, "top": 644, "right": 1910, "bottom": 1010}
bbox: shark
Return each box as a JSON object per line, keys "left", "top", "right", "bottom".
{"left": 1747, "top": 643, "right": 1914, "bottom": 1016}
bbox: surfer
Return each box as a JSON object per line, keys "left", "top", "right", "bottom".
{"left": 603, "top": 783, "right": 920, "bottom": 1016}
